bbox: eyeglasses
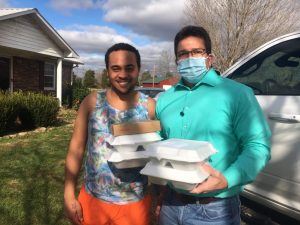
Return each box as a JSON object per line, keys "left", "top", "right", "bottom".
{"left": 177, "top": 48, "right": 206, "bottom": 60}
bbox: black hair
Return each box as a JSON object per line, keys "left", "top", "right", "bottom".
{"left": 105, "top": 43, "right": 141, "bottom": 70}
{"left": 174, "top": 25, "right": 212, "bottom": 60}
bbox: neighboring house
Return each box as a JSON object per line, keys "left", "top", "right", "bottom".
{"left": 0, "top": 8, "right": 82, "bottom": 105}
{"left": 142, "top": 76, "right": 179, "bottom": 89}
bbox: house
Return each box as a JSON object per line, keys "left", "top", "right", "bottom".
{"left": 142, "top": 76, "right": 179, "bottom": 89}
{"left": 0, "top": 8, "right": 82, "bottom": 105}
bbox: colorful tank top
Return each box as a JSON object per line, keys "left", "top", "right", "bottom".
{"left": 84, "top": 90, "right": 149, "bottom": 204}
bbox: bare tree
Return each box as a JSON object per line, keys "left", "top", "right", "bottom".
{"left": 156, "top": 50, "right": 177, "bottom": 76}
{"left": 185, "top": 0, "right": 300, "bottom": 72}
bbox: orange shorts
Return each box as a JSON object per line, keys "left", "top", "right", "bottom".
{"left": 78, "top": 186, "right": 152, "bottom": 225}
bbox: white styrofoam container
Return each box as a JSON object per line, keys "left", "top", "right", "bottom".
{"left": 113, "top": 144, "right": 140, "bottom": 153}
{"left": 140, "top": 160, "right": 209, "bottom": 190}
{"left": 159, "top": 159, "right": 204, "bottom": 171}
{"left": 109, "top": 132, "right": 162, "bottom": 153}
{"left": 148, "top": 176, "right": 168, "bottom": 186}
{"left": 144, "top": 138, "right": 217, "bottom": 162}
{"left": 109, "top": 132, "right": 162, "bottom": 145}
{"left": 108, "top": 151, "right": 149, "bottom": 168}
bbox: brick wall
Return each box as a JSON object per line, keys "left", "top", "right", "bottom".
{"left": 13, "top": 56, "right": 43, "bottom": 91}
{"left": 62, "top": 63, "right": 72, "bottom": 87}
{"left": 12, "top": 56, "right": 73, "bottom": 95}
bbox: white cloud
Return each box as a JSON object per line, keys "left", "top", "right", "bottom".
{"left": 49, "top": 0, "right": 186, "bottom": 42}
{"left": 138, "top": 41, "right": 174, "bottom": 69}
{"left": 58, "top": 24, "right": 175, "bottom": 71}
{"left": 0, "top": 0, "right": 10, "bottom": 7}
{"left": 74, "top": 42, "right": 174, "bottom": 73}
{"left": 54, "top": 0, "right": 184, "bottom": 71}
{"left": 74, "top": 41, "right": 176, "bottom": 76}
{"left": 102, "top": 0, "right": 185, "bottom": 41}
{"left": 74, "top": 53, "right": 105, "bottom": 76}
{"left": 70, "top": 40, "right": 175, "bottom": 75}
{"left": 49, "top": 0, "right": 101, "bottom": 13}
{"left": 58, "top": 25, "right": 132, "bottom": 54}
{"left": 58, "top": 25, "right": 134, "bottom": 71}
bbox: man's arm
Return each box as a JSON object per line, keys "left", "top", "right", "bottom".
{"left": 64, "top": 92, "right": 96, "bottom": 225}
{"left": 222, "top": 87, "right": 271, "bottom": 188}
{"left": 148, "top": 97, "right": 156, "bottom": 119}
{"left": 191, "top": 87, "right": 271, "bottom": 194}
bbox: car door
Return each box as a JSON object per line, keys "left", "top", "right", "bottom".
{"left": 224, "top": 34, "right": 300, "bottom": 220}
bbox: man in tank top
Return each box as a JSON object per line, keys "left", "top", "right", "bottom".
{"left": 64, "top": 43, "right": 156, "bottom": 225}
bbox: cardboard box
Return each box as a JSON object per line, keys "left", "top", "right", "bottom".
{"left": 109, "top": 133, "right": 162, "bottom": 147}
{"left": 111, "top": 120, "right": 161, "bottom": 136}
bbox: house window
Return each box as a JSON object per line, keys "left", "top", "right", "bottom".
{"left": 44, "top": 62, "right": 55, "bottom": 90}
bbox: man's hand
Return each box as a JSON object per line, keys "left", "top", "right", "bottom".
{"left": 155, "top": 204, "right": 161, "bottom": 221}
{"left": 190, "top": 163, "right": 228, "bottom": 194}
{"left": 64, "top": 198, "right": 83, "bottom": 225}
{"left": 155, "top": 193, "right": 164, "bottom": 221}
{"left": 154, "top": 185, "right": 167, "bottom": 222}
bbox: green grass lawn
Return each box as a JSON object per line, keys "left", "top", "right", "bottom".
{"left": 0, "top": 111, "right": 77, "bottom": 225}
{"left": 0, "top": 109, "right": 158, "bottom": 225}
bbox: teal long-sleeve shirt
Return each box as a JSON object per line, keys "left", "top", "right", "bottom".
{"left": 155, "top": 69, "right": 271, "bottom": 198}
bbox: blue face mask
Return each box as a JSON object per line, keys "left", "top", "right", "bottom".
{"left": 177, "top": 57, "right": 208, "bottom": 84}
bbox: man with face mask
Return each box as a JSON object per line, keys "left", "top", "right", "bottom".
{"left": 155, "top": 26, "right": 271, "bottom": 225}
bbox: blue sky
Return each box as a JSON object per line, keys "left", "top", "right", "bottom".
{"left": 0, "top": 0, "right": 186, "bottom": 74}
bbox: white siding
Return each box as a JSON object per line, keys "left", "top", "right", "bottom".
{"left": 0, "top": 15, "right": 63, "bottom": 57}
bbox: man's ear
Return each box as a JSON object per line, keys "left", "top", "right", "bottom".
{"left": 207, "top": 54, "right": 215, "bottom": 67}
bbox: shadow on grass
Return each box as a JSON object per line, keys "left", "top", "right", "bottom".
{"left": 0, "top": 128, "right": 72, "bottom": 225}
{"left": 22, "top": 149, "right": 66, "bottom": 225}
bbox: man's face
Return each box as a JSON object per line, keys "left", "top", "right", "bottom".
{"left": 108, "top": 50, "right": 139, "bottom": 94}
{"left": 177, "top": 36, "right": 212, "bottom": 68}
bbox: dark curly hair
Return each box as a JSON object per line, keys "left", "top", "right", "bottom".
{"left": 105, "top": 43, "right": 141, "bottom": 70}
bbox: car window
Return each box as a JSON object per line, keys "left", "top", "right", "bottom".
{"left": 148, "top": 90, "right": 162, "bottom": 98}
{"left": 227, "top": 39, "right": 300, "bottom": 95}
{"left": 136, "top": 88, "right": 164, "bottom": 98}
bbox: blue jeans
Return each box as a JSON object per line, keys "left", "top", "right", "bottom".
{"left": 159, "top": 192, "right": 241, "bottom": 225}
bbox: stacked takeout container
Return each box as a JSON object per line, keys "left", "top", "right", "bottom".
{"left": 140, "top": 139, "right": 217, "bottom": 190}
{"left": 107, "top": 120, "right": 161, "bottom": 168}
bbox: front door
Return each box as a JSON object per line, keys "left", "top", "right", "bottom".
{"left": 0, "top": 57, "right": 10, "bottom": 91}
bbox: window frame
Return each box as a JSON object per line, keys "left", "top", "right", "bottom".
{"left": 44, "top": 62, "right": 56, "bottom": 91}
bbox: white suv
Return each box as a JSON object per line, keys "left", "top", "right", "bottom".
{"left": 223, "top": 32, "right": 300, "bottom": 220}
{"left": 135, "top": 87, "right": 165, "bottom": 101}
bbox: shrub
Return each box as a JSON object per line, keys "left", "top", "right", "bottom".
{"left": 0, "top": 91, "right": 60, "bottom": 135}
{"left": 0, "top": 92, "right": 21, "bottom": 135}
{"left": 71, "top": 83, "right": 90, "bottom": 110}
{"left": 19, "top": 92, "right": 60, "bottom": 129}
{"left": 62, "top": 83, "right": 72, "bottom": 107}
